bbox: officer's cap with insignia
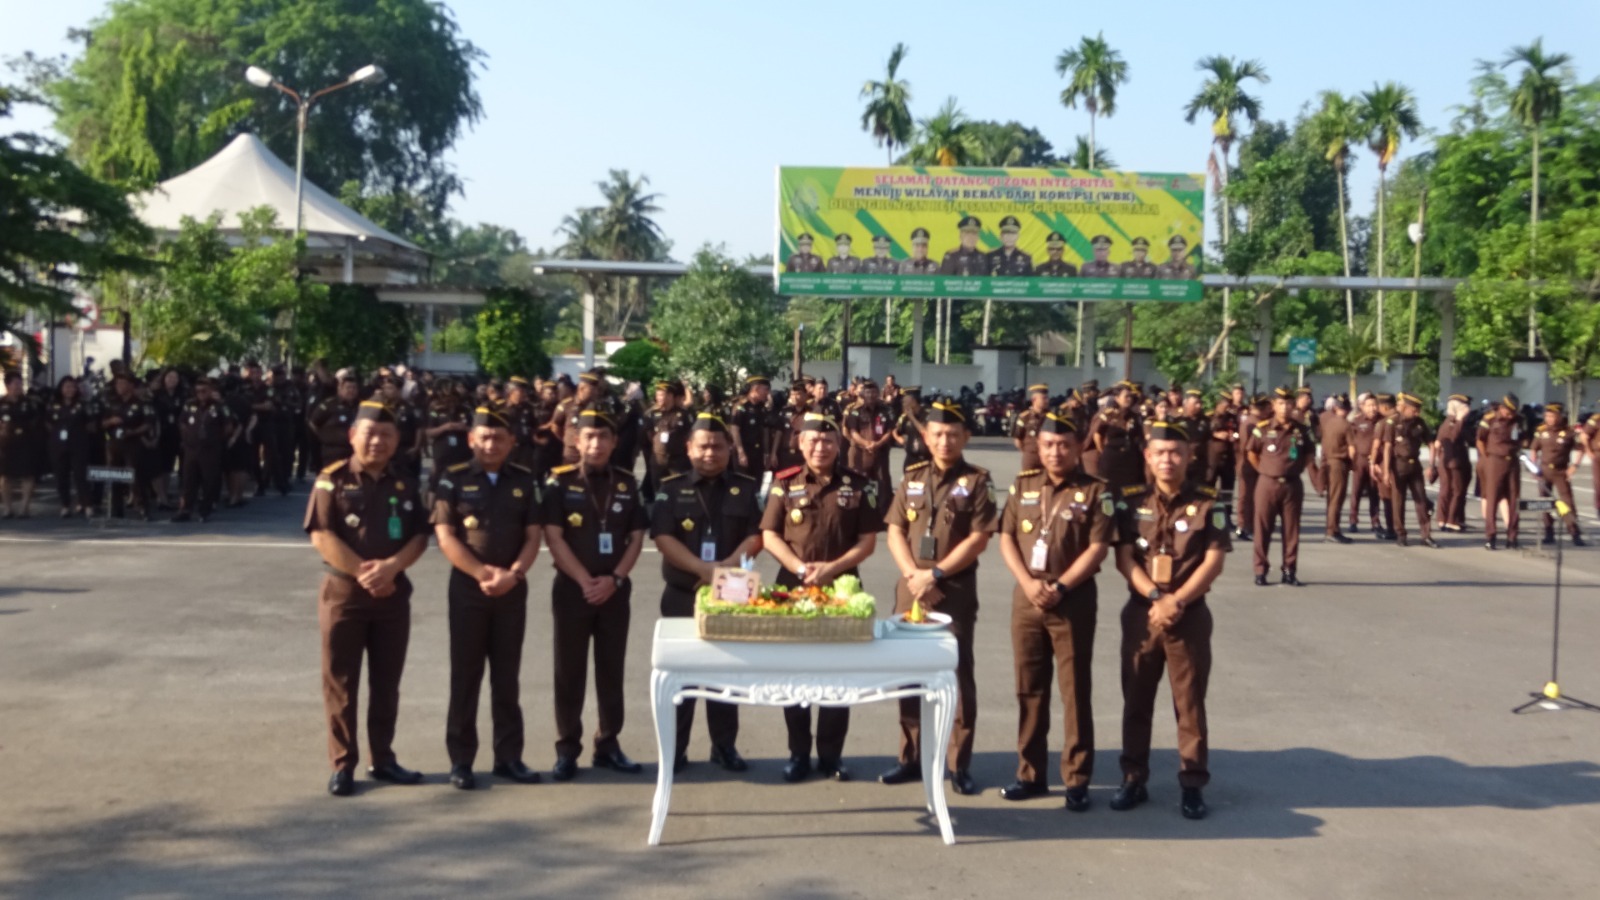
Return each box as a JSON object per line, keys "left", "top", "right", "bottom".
{"left": 998, "top": 215, "right": 1022, "bottom": 234}
{"left": 1448, "top": 393, "right": 1470, "bottom": 405}
{"left": 1272, "top": 386, "right": 1294, "bottom": 400}
{"left": 797, "top": 412, "right": 840, "bottom": 433}
{"left": 835, "top": 232, "right": 853, "bottom": 245}
{"left": 871, "top": 233, "right": 891, "bottom": 247}
{"left": 578, "top": 369, "right": 603, "bottom": 385}
{"left": 1090, "top": 235, "right": 1112, "bottom": 248}
{"left": 1131, "top": 236, "right": 1150, "bottom": 250}
{"left": 354, "top": 400, "right": 397, "bottom": 425}
{"left": 957, "top": 215, "right": 982, "bottom": 232}
{"left": 745, "top": 375, "right": 771, "bottom": 388}
{"left": 1147, "top": 420, "right": 1189, "bottom": 441}
{"left": 1376, "top": 392, "right": 1397, "bottom": 405}
{"left": 471, "top": 405, "right": 511, "bottom": 430}
{"left": 1546, "top": 401, "right": 1565, "bottom": 415}
{"left": 1185, "top": 388, "right": 1204, "bottom": 399}
{"left": 1502, "top": 392, "right": 1520, "bottom": 410}
{"left": 910, "top": 227, "right": 931, "bottom": 243}
{"left": 508, "top": 375, "right": 531, "bottom": 389}
{"left": 1081, "top": 380, "right": 1099, "bottom": 391}
{"left": 1295, "top": 386, "right": 1313, "bottom": 398}
{"left": 1398, "top": 392, "right": 1423, "bottom": 409}
{"left": 925, "top": 398, "right": 968, "bottom": 427}
{"left": 1028, "top": 383, "right": 1049, "bottom": 395}
{"left": 1168, "top": 235, "right": 1189, "bottom": 249}
{"left": 1045, "top": 231, "right": 1067, "bottom": 247}
{"left": 576, "top": 405, "right": 616, "bottom": 432}
{"left": 1038, "top": 412, "right": 1078, "bottom": 435}
{"left": 689, "top": 411, "right": 730, "bottom": 435}
{"left": 1253, "top": 393, "right": 1271, "bottom": 406}
{"left": 796, "top": 232, "right": 814, "bottom": 245}
{"left": 901, "top": 385, "right": 922, "bottom": 399}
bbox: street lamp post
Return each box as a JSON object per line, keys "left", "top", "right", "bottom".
{"left": 244, "top": 63, "right": 383, "bottom": 369}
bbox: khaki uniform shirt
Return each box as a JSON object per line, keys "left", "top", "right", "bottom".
{"left": 999, "top": 467, "right": 1113, "bottom": 579}
{"left": 305, "top": 458, "right": 430, "bottom": 562}
{"left": 1114, "top": 482, "right": 1232, "bottom": 594}
{"left": 887, "top": 459, "right": 999, "bottom": 573}
{"left": 759, "top": 464, "right": 885, "bottom": 569}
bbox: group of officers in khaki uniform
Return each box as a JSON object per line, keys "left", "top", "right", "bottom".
{"left": 302, "top": 368, "right": 1227, "bottom": 821}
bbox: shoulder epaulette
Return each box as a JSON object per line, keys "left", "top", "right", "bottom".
{"left": 550, "top": 463, "right": 576, "bottom": 475}
{"left": 507, "top": 462, "right": 533, "bottom": 474}
{"left": 1251, "top": 426, "right": 1263, "bottom": 437}
{"left": 732, "top": 471, "right": 759, "bottom": 482}
{"left": 968, "top": 464, "right": 990, "bottom": 477}
{"left": 660, "top": 472, "right": 687, "bottom": 483}
{"left": 1084, "top": 471, "right": 1108, "bottom": 483}
{"left": 905, "top": 460, "right": 931, "bottom": 472}
{"left": 612, "top": 465, "right": 636, "bottom": 481}
{"left": 1122, "top": 484, "right": 1144, "bottom": 496}
{"left": 1196, "top": 485, "right": 1218, "bottom": 498}
{"left": 1017, "top": 468, "right": 1041, "bottom": 477}
{"left": 774, "top": 465, "right": 803, "bottom": 480}
{"left": 319, "top": 459, "right": 349, "bottom": 476}
{"left": 447, "top": 461, "right": 471, "bottom": 473}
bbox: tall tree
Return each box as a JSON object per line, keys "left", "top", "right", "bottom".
{"left": 905, "top": 98, "right": 976, "bottom": 167}
{"left": 1357, "top": 81, "right": 1422, "bottom": 350}
{"left": 1055, "top": 33, "right": 1128, "bottom": 167}
{"left": 1186, "top": 55, "right": 1269, "bottom": 374}
{"left": 860, "top": 43, "right": 913, "bottom": 165}
{"left": 1502, "top": 38, "right": 1572, "bottom": 355}
{"left": 1065, "top": 135, "right": 1115, "bottom": 168}
{"left": 42, "top": 0, "right": 482, "bottom": 218}
{"left": 652, "top": 247, "right": 787, "bottom": 389}
{"left": 1309, "top": 90, "right": 1363, "bottom": 328}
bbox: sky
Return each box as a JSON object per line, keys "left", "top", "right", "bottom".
{"left": 6, "top": 0, "right": 1598, "bottom": 262}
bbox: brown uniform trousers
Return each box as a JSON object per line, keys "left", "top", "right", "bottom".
{"left": 894, "top": 575, "right": 978, "bottom": 770}
{"left": 1539, "top": 470, "right": 1582, "bottom": 539}
{"left": 1479, "top": 457, "right": 1520, "bottom": 542}
{"left": 1325, "top": 459, "right": 1350, "bottom": 537}
{"left": 776, "top": 571, "right": 852, "bottom": 761}
{"left": 320, "top": 572, "right": 413, "bottom": 771}
{"left": 1012, "top": 582, "right": 1096, "bottom": 787}
{"left": 446, "top": 571, "right": 529, "bottom": 767}
{"left": 1253, "top": 476, "right": 1303, "bottom": 574}
{"left": 552, "top": 573, "right": 631, "bottom": 758}
{"left": 1437, "top": 464, "right": 1468, "bottom": 528}
{"left": 1390, "top": 471, "right": 1433, "bottom": 541}
{"left": 1121, "top": 598, "right": 1212, "bottom": 788}
{"left": 662, "top": 585, "right": 738, "bottom": 757}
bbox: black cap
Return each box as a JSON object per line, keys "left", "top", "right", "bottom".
{"left": 797, "top": 412, "right": 840, "bottom": 433}
{"left": 689, "top": 412, "right": 730, "bottom": 435}
{"left": 871, "top": 233, "right": 891, "bottom": 246}
{"left": 835, "top": 232, "right": 853, "bottom": 244}
{"left": 1146, "top": 420, "right": 1189, "bottom": 441}
{"left": 471, "top": 405, "right": 511, "bottom": 430}
{"left": 910, "top": 227, "right": 931, "bottom": 242}
{"left": 924, "top": 399, "right": 967, "bottom": 425}
{"left": 1090, "top": 235, "right": 1112, "bottom": 248}
{"left": 1131, "top": 237, "right": 1150, "bottom": 249}
{"left": 1169, "top": 235, "right": 1189, "bottom": 248}
{"left": 998, "top": 215, "right": 1021, "bottom": 233}
{"left": 354, "top": 400, "right": 397, "bottom": 425}
{"left": 957, "top": 215, "right": 982, "bottom": 231}
{"left": 1038, "top": 412, "right": 1078, "bottom": 435}
{"left": 797, "top": 232, "right": 814, "bottom": 243}
{"left": 575, "top": 405, "right": 616, "bottom": 431}
{"left": 1046, "top": 231, "right": 1067, "bottom": 247}
{"left": 1273, "top": 386, "right": 1293, "bottom": 400}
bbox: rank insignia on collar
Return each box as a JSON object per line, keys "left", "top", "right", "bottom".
{"left": 567, "top": 512, "right": 583, "bottom": 527}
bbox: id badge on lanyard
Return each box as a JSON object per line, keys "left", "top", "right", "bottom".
{"left": 1150, "top": 552, "right": 1173, "bottom": 583}
{"left": 599, "top": 532, "right": 614, "bottom": 555}
{"left": 1030, "top": 539, "right": 1049, "bottom": 571}
{"left": 700, "top": 539, "right": 718, "bottom": 562}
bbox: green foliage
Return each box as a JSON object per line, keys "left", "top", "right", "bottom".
{"left": 474, "top": 288, "right": 548, "bottom": 379}
{"left": 904, "top": 98, "right": 978, "bottom": 166}
{"left": 606, "top": 339, "right": 670, "bottom": 386}
{"left": 860, "top": 43, "right": 913, "bottom": 164}
{"left": 1055, "top": 34, "right": 1128, "bottom": 120}
{"left": 43, "top": 0, "right": 483, "bottom": 216}
{"left": 1, "top": 84, "right": 151, "bottom": 351}
{"left": 652, "top": 248, "right": 786, "bottom": 389}
{"left": 1185, "top": 56, "right": 1269, "bottom": 152}
{"left": 964, "top": 121, "right": 1057, "bottom": 167}
{"left": 129, "top": 207, "right": 314, "bottom": 368}
{"left": 294, "top": 284, "right": 412, "bottom": 372}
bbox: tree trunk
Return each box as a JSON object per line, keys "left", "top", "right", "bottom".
{"left": 884, "top": 297, "right": 893, "bottom": 344}
{"left": 1376, "top": 167, "right": 1386, "bottom": 351}
{"left": 1089, "top": 113, "right": 1097, "bottom": 168}
{"left": 1219, "top": 143, "right": 1233, "bottom": 375}
{"left": 1336, "top": 162, "right": 1354, "bottom": 330}
{"left": 980, "top": 299, "right": 992, "bottom": 346}
{"left": 1528, "top": 128, "right": 1540, "bottom": 357}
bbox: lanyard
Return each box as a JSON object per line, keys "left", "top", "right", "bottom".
{"left": 1037, "top": 477, "right": 1073, "bottom": 540}
{"left": 585, "top": 468, "right": 614, "bottom": 533}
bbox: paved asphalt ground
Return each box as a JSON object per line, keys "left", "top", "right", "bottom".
{"left": 2, "top": 438, "right": 1599, "bottom": 898}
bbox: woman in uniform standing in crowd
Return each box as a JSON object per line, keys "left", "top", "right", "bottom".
{"left": 152, "top": 368, "right": 186, "bottom": 510}
{"left": 0, "top": 371, "right": 43, "bottom": 518}
{"left": 47, "top": 375, "right": 98, "bottom": 518}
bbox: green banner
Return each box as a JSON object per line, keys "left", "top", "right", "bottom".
{"left": 776, "top": 165, "right": 1205, "bottom": 302}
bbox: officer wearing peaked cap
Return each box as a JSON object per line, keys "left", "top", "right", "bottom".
{"left": 1119, "top": 237, "right": 1159, "bottom": 279}
{"left": 1081, "top": 234, "right": 1118, "bottom": 278}
{"left": 987, "top": 215, "right": 1034, "bottom": 276}
{"left": 786, "top": 232, "right": 825, "bottom": 273}
{"left": 860, "top": 234, "right": 900, "bottom": 275}
{"left": 903, "top": 227, "right": 939, "bottom": 274}
{"left": 1246, "top": 388, "right": 1315, "bottom": 586}
{"left": 939, "top": 216, "right": 991, "bottom": 276}
{"left": 1157, "top": 235, "right": 1197, "bottom": 280}
{"left": 827, "top": 233, "right": 861, "bottom": 273}
{"left": 1036, "top": 232, "right": 1079, "bottom": 278}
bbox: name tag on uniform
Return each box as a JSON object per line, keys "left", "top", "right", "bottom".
{"left": 700, "top": 540, "right": 717, "bottom": 562}
{"left": 599, "top": 532, "right": 614, "bottom": 555}
{"left": 1030, "top": 539, "right": 1049, "bottom": 570}
{"left": 906, "top": 482, "right": 924, "bottom": 496}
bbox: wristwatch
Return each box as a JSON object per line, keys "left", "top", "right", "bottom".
{"left": 1146, "top": 586, "right": 1163, "bottom": 603}
{"left": 931, "top": 566, "right": 946, "bottom": 582}
{"left": 794, "top": 563, "right": 808, "bottom": 578}
{"left": 612, "top": 574, "right": 629, "bottom": 589}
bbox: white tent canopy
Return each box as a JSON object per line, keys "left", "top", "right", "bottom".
{"left": 131, "top": 133, "right": 426, "bottom": 282}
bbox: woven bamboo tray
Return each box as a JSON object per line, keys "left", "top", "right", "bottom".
{"left": 695, "top": 608, "right": 875, "bottom": 643}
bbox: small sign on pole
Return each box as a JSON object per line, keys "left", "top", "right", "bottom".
{"left": 1287, "top": 337, "right": 1318, "bottom": 367}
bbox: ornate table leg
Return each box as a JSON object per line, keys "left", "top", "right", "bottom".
{"left": 919, "top": 686, "right": 937, "bottom": 814}
{"left": 928, "top": 675, "right": 958, "bottom": 845}
{"left": 648, "top": 669, "right": 677, "bottom": 846}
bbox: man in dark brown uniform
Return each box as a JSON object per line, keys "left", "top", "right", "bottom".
{"left": 425, "top": 381, "right": 473, "bottom": 485}
{"left": 542, "top": 407, "right": 648, "bottom": 779}
{"left": 1291, "top": 387, "right": 1326, "bottom": 497}
{"left": 1348, "top": 393, "right": 1385, "bottom": 537}
{"left": 1246, "top": 388, "right": 1315, "bottom": 586}
{"left": 1366, "top": 393, "right": 1401, "bottom": 541}
{"left": 995, "top": 413, "right": 1112, "bottom": 809}
{"left": 305, "top": 400, "right": 431, "bottom": 797}
{"left": 1320, "top": 394, "right": 1355, "bottom": 543}
{"left": 1206, "top": 395, "right": 1238, "bottom": 496}
{"left": 103, "top": 371, "right": 156, "bottom": 520}
{"left": 1178, "top": 390, "right": 1209, "bottom": 485}
{"left": 1432, "top": 394, "right": 1473, "bottom": 532}
{"left": 1036, "top": 232, "right": 1078, "bottom": 277}
{"left": 1090, "top": 383, "right": 1144, "bottom": 489}
{"left": 644, "top": 380, "right": 692, "bottom": 496}
{"left": 308, "top": 374, "right": 361, "bottom": 468}
{"left": 501, "top": 376, "right": 540, "bottom": 473}
{"left": 842, "top": 380, "right": 894, "bottom": 495}
{"left": 171, "top": 377, "right": 235, "bottom": 523}
{"left": 892, "top": 387, "right": 930, "bottom": 474}
{"left": 878, "top": 399, "right": 997, "bottom": 796}
{"left": 1011, "top": 384, "right": 1052, "bottom": 471}
{"left": 1382, "top": 393, "right": 1438, "bottom": 548}
{"left": 785, "top": 233, "right": 825, "bottom": 273}
{"left": 551, "top": 370, "right": 604, "bottom": 466}
{"left": 1111, "top": 421, "right": 1230, "bottom": 820}
{"left": 1118, "top": 237, "right": 1159, "bottom": 279}
{"left": 1233, "top": 394, "right": 1268, "bottom": 541}
{"left": 731, "top": 376, "right": 775, "bottom": 476}
{"left": 1477, "top": 394, "right": 1524, "bottom": 551}
{"left": 939, "top": 216, "right": 991, "bottom": 276}
{"left": 1531, "top": 402, "right": 1586, "bottom": 546}
{"left": 987, "top": 216, "right": 1035, "bottom": 275}
{"left": 760, "top": 413, "right": 885, "bottom": 782}
{"left": 1157, "top": 235, "right": 1197, "bottom": 279}
{"left": 651, "top": 413, "right": 764, "bottom": 773}
{"left": 432, "top": 407, "right": 545, "bottom": 790}
{"left": 1081, "top": 235, "right": 1117, "bottom": 277}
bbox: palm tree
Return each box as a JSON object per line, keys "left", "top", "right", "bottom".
{"left": 1356, "top": 82, "right": 1421, "bottom": 351}
{"left": 1322, "top": 319, "right": 1388, "bottom": 399}
{"left": 1309, "top": 90, "right": 1362, "bottom": 330}
{"left": 906, "top": 98, "right": 976, "bottom": 167}
{"left": 1065, "top": 135, "right": 1115, "bottom": 169}
{"left": 1185, "top": 55, "right": 1269, "bottom": 374}
{"left": 594, "top": 169, "right": 665, "bottom": 262}
{"left": 860, "top": 43, "right": 914, "bottom": 165}
{"left": 1503, "top": 38, "right": 1571, "bottom": 356}
{"left": 1056, "top": 34, "right": 1128, "bottom": 367}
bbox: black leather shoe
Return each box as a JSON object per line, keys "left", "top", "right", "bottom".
{"left": 1328, "top": 532, "right": 1352, "bottom": 544}
{"left": 1181, "top": 787, "right": 1208, "bottom": 820}
{"left": 1395, "top": 536, "right": 1409, "bottom": 547}
{"left": 1573, "top": 536, "right": 1587, "bottom": 547}
{"left": 327, "top": 769, "right": 355, "bottom": 797}
{"left": 368, "top": 761, "right": 423, "bottom": 785}
{"left": 592, "top": 749, "right": 643, "bottom": 774}
{"left": 1253, "top": 574, "right": 1269, "bottom": 586}
{"left": 1485, "top": 538, "right": 1498, "bottom": 551}
{"left": 1000, "top": 780, "right": 1048, "bottom": 801}
{"left": 551, "top": 755, "right": 579, "bottom": 781}
{"left": 493, "top": 760, "right": 542, "bottom": 784}
{"left": 1064, "top": 786, "right": 1091, "bottom": 812}
{"left": 878, "top": 762, "right": 922, "bottom": 785}
{"left": 1234, "top": 529, "right": 1252, "bottom": 542}
{"left": 709, "top": 744, "right": 748, "bottom": 772}
{"left": 1542, "top": 535, "right": 1556, "bottom": 546}
{"left": 1109, "top": 782, "right": 1148, "bottom": 811}
{"left": 1421, "top": 538, "right": 1440, "bottom": 549}
{"left": 450, "top": 764, "right": 476, "bottom": 790}
{"left": 1347, "top": 522, "right": 1360, "bottom": 533}
{"left": 950, "top": 769, "right": 978, "bottom": 795}
{"left": 673, "top": 753, "right": 688, "bottom": 774}
{"left": 782, "top": 754, "right": 812, "bottom": 783}
{"left": 169, "top": 511, "right": 192, "bottom": 523}
{"left": 1281, "top": 569, "right": 1302, "bottom": 587}
{"left": 1508, "top": 538, "right": 1522, "bottom": 550}
{"left": 817, "top": 758, "right": 851, "bottom": 782}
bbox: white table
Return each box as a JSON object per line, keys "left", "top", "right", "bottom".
{"left": 648, "top": 618, "right": 959, "bottom": 845}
